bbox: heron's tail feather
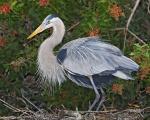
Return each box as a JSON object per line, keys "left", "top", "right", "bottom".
{"left": 119, "top": 56, "right": 139, "bottom": 71}
{"left": 112, "top": 71, "right": 134, "bottom": 80}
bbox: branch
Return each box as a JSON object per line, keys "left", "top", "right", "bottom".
{"left": 128, "top": 29, "right": 146, "bottom": 44}
{"left": 0, "top": 98, "right": 21, "bottom": 112}
{"left": 147, "top": 0, "right": 150, "bottom": 14}
{"left": 67, "top": 22, "right": 80, "bottom": 32}
{"left": 21, "top": 89, "right": 42, "bottom": 112}
{"left": 123, "top": 0, "right": 145, "bottom": 51}
{"left": 126, "top": 0, "right": 141, "bottom": 29}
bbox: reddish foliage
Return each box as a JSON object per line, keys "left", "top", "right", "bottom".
{"left": 112, "top": 84, "right": 123, "bottom": 95}
{"left": 109, "top": 4, "right": 124, "bottom": 21}
{"left": 0, "top": 3, "right": 11, "bottom": 14}
{"left": 138, "top": 66, "right": 150, "bottom": 80}
{"left": 145, "top": 86, "right": 150, "bottom": 94}
{"left": 39, "top": 0, "right": 49, "bottom": 7}
{"left": 11, "top": 30, "right": 19, "bottom": 37}
{"left": 88, "top": 28, "right": 100, "bottom": 36}
{"left": 0, "top": 37, "right": 6, "bottom": 47}
{"left": 133, "top": 56, "right": 144, "bottom": 64}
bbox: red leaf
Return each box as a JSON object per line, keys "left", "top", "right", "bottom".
{"left": 0, "top": 37, "right": 6, "bottom": 47}
{"left": 88, "top": 28, "right": 100, "bottom": 37}
{"left": 145, "top": 86, "right": 150, "bottom": 94}
{"left": 39, "top": 0, "right": 49, "bottom": 7}
{"left": 11, "top": 30, "right": 19, "bottom": 37}
{"left": 112, "top": 84, "right": 123, "bottom": 95}
{"left": 109, "top": 4, "right": 124, "bottom": 21}
{"left": 138, "top": 66, "right": 150, "bottom": 80}
{"left": 0, "top": 3, "right": 11, "bottom": 14}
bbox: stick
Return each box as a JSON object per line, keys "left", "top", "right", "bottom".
{"left": 147, "top": 0, "right": 150, "bottom": 14}
{"left": 126, "top": 0, "right": 141, "bottom": 29}
{"left": 0, "top": 116, "right": 19, "bottom": 120}
{"left": 128, "top": 29, "right": 146, "bottom": 44}
{"left": 123, "top": 28, "right": 128, "bottom": 52}
{"left": 0, "top": 98, "right": 21, "bottom": 112}
{"left": 67, "top": 22, "right": 80, "bottom": 32}
{"left": 123, "top": 0, "right": 142, "bottom": 51}
{"left": 21, "top": 89, "right": 42, "bottom": 112}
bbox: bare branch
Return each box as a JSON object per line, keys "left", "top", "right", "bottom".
{"left": 128, "top": 29, "right": 146, "bottom": 44}
{"left": 123, "top": 28, "right": 128, "bottom": 52}
{"left": 67, "top": 22, "right": 80, "bottom": 32}
{"left": 147, "top": 0, "right": 150, "bottom": 14}
{"left": 0, "top": 98, "right": 21, "bottom": 112}
{"left": 21, "top": 89, "right": 42, "bottom": 112}
{"left": 126, "top": 0, "right": 141, "bottom": 29}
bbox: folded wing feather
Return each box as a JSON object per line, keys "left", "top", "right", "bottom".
{"left": 57, "top": 37, "right": 139, "bottom": 80}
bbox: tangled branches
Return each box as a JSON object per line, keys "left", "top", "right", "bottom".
{"left": 0, "top": 98, "right": 150, "bottom": 120}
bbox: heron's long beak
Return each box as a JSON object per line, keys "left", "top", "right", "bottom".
{"left": 27, "top": 25, "right": 43, "bottom": 39}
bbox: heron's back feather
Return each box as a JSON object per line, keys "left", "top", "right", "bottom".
{"left": 57, "top": 37, "right": 139, "bottom": 80}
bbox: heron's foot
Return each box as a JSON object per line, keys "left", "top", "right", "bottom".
{"left": 96, "top": 96, "right": 105, "bottom": 111}
{"left": 96, "top": 103, "right": 106, "bottom": 111}
{"left": 88, "top": 94, "right": 100, "bottom": 111}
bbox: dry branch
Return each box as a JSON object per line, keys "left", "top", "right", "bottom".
{"left": 147, "top": 0, "right": 150, "bottom": 14}
{"left": 67, "top": 22, "right": 80, "bottom": 32}
{"left": 123, "top": 0, "right": 143, "bottom": 51}
{"left": 126, "top": 0, "right": 141, "bottom": 29}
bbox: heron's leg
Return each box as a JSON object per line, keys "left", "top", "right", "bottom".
{"left": 96, "top": 87, "right": 105, "bottom": 111}
{"left": 88, "top": 76, "right": 100, "bottom": 111}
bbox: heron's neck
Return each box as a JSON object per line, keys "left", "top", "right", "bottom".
{"left": 38, "top": 19, "right": 65, "bottom": 59}
{"left": 37, "top": 20, "right": 65, "bottom": 85}
{"left": 38, "top": 19, "right": 65, "bottom": 67}
{"left": 46, "top": 20, "right": 65, "bottom": 50}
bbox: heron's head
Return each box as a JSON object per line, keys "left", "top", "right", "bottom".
{"left": 27, "top": 14, "right": 59, "bottom": 39}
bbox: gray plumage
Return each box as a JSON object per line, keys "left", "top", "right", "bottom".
{"left": 57, "top": 36, "right": 139, "bottom": 89}
{"left": 27, "top": 15, "right": 139, "bottom": 111}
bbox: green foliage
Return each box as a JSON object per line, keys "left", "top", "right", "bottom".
{"left": 131, "top": 44, "right": 150, "bottom": 65}
{"left": 0, "top": 0, "right": 150, "bottom": 115}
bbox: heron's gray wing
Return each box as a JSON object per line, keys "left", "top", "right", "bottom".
{"left": 57, "top": 37, "right": 139, "bottom": 77}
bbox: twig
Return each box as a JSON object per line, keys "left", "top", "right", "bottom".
{"left": 110, "top": 27, "right": 125, "bottom": 31}
{"left": 0, "top": 116, "right": 19, "bottom": 120}
{"left": 126, "top": 0, "right": 141, "bottom": 29}
{"left": 21, "top": 89, "right": 42, "bottom": 112}
{"left": 128, "top": 29, "right": 146, "bottom": 44}
{"left": 0, "top": 98, "right": 21, "bottom": 112}
{"left": 0, "top": 98, "right": 32, "bottom": 118}
{"left": 123, "top": 28, "right": 128, "bottom": 52}
{"left": 142, "top": 106, "right": 150, "bottom": 113}
{"left": 78, "top": 109, "right": 117, "bottom": 114}
{"left": 67, "top": 22, "right": 80, "bottom": 32}
{"left": 147, "top": 0, "right": 150, "bottom": 14}
{"left": 124, "top": 0, "right": 141, "bottom": 51}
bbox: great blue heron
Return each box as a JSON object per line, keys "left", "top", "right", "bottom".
{"left": 27, "top": 14, "right": 139, "bottom": 111}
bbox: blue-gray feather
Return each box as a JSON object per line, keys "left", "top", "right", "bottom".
{"left": 45, "top": 14, "right": 58, "bottom": 21}
{"left": 57, "top": 49, "right": 67, "bottom": 64}
{"left": 65, "top": 70, "right": 114, "bottom": 89}
{"left": 57, "top": 36, "right": 139, "bottom": 88}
